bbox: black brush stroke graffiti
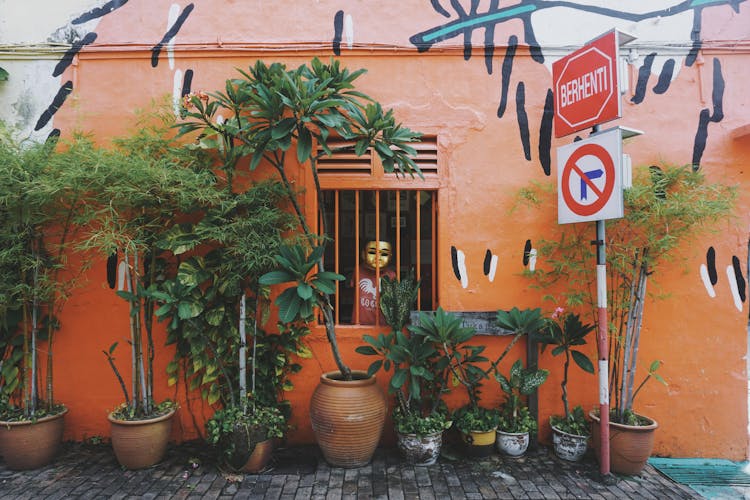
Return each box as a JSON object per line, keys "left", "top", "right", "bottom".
{"left": 733, "top": 255, "right": 746, "bottom": 303}
{"left": 692, "top": 58, "right": 724, "bottom": 169}
{"left": 523, "top": 240, "right": 532, "bottom": 266}
{"left": 685, "top": 7, "right": 703, "bottom": 67}
{"left": 516, "top": 82, "right": 531, "bottom": 161}
{"left": 181, "top": 69, "right": 194, "bottom": 97}
{"left": 693, "top": 109, "right": 711, "bottom": 169}
{"left": 483, "top": 249, "right": 492, "bottom": 276}
{"left": 106, "top": 252, "right": 118, "bottom": 289}
{"left": 631, "top": 53, "right": 656, "bottom": 105}
{"left": 411, "top": 0, "right": 746, "bottom": 59}
{"left": 451, "top": 245, "right": 461, "bottom": 281}
{"left": 34, "top": 81, "right": 73, "bottom": 131}
{"left": 413, "top": 0, "right": 744, "bottom": 167}
{"left": 521, "top": 14, "right": 544, "bottom": 64}
{"left": 333, "top": 10, "right": 344, "bottom": 56}
{"left": 539, "top": 89, "right": 553, "bottom": 176}
{"left": 72, "top": 0, "right": 128, "bottom": 25}
{"left": 46, "top": 129, "right": 61, "bottom": 145}
{"left": 53, "top": 32, "right": 97, "bottom": 77}
{"left": 653, "top": 59, "right": 675, "bottom": 94}
{"left": 484, "top": 0, "right": 500, "bottom": 74}
{"left": 497, "top": 36, "right": 517, "bottom": 118}
{"left": 431, "top": 0, "right": 451, "bottom": 18}
{"left": 151, "top": 3, "right": 195, "bottom": 68}
{"left": 707, "top": 247, "right": 718, "bottom": 285}
{"left": 709, "top": 58, "right": 725, "bottom": 121}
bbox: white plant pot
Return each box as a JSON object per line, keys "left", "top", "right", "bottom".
{"left": 551, "top": 424, "right": 589, "bottom": 462}
{"left": 496, "top": 429, "right": 529, "bottom": 457}
{"left": 396, "top": 431, "right": 443, "bottom": 466}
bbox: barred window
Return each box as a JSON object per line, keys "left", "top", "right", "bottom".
{"left": 318, "top": 136, "right": 439, "bottom": 327}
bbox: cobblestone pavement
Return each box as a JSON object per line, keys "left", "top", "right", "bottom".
{"left": 0, "top": 440, "right": 702, "bottom": 499}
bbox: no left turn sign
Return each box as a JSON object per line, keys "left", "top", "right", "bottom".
{"left": 557, "top": 128, "right": 623, "bottom": 224}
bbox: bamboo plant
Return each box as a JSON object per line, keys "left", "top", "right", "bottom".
{"left": 520, "top": 164, "right": 735, "bottom": 424}
{"left": 80, "top": 114, "right": 219, "bottom": 419}
{"left": 0, "top": 125, "right": 95, "bottom": 420}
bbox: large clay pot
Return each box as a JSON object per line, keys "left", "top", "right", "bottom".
{"left": 589, "top": 410, "right": 658, "bottom": 475}
{"left": 397, "top": 431, "right": 443, "bottom": 466}
{"left": 0, "top": 407, "right": 68, "bottom": 470}
{"left": 108, "top": 407, "right": 176, "bottom": 469}
{"left": 310, "top": 370, "right": 386, "bottom": 468}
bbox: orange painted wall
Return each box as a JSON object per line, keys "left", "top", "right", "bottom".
{"left": 42, "top": 0, "right": 750, "bottom": 459}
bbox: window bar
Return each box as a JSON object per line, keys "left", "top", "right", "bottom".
{"left": 334, "top": 191, "right": 340, "bottom": 325}
{"left": 395, "top": 190, "right": 401, "bottom": 280}
{"left": 415, "top": 190, "right": 421, "bottom": 310}
{"left": 354, "top": 190, "right": 360, "bottom": 325}
{"left": 375, "top": 192, "right": 381, "bottom": 327}
{"left": 432, "top": 193, "right": 437, "bottom": 308}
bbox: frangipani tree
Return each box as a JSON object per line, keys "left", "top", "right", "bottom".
{"left": 179, "top": 58, "right": 423, "bottom": 379}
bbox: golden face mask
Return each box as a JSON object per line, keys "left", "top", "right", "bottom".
{"left": 362, "top": 241, "right": 392, "bottom": 270}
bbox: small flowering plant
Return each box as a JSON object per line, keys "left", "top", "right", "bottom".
{"left": 534, "top": 307, "right": 595, "bottom": 435}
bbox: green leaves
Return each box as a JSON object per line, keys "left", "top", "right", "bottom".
{"left": 496, "top": 307, "right": 545, "bottom": 335}
{"left": 379, "top": 273, "right": 420, "bottom": 333}
{"left": 259, "top": 243, "right": 344, "bottom": 324}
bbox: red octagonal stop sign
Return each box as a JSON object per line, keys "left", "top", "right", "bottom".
{"left": 553, "top": 31, "right": 621, "bottom": 138}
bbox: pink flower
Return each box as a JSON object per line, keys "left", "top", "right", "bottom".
{"left": 551, "top": 307, "right": 565, "bottom": 319}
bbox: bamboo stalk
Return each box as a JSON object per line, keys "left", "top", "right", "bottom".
{"left": 239, "top": 293, "right": 247, "bottom": 409}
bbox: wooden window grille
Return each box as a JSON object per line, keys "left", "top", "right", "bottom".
{"left": 316, "top": 135, "right": 439, "bottom": 327}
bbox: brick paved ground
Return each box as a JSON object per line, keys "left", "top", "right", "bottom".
{"left": 0, "top": 439, "right": 702, "bottom": 499}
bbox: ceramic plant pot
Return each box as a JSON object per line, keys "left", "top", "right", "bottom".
{"left": 589, "top": 410, "right": 658, "bottom": 475}
{"left": 461, "top": 428, "right": 497, "bottom": 457}
{"left": 310, "top": 370, "right": 387, "bottom": 468}
{"left": 241, "top": 438, "right": 274, "bottom": 473}
{"left": 551, "top": 424, "right": 588, "bottom": 462}
{"left": 108, "top": 407, "right": 176, "bottom": 469}
{"left": 496, "top": 429, "right": 530, "bottom": 457}
{"left": 396, "top": 431, "right": 443, "bottom": 466}
{"left": 0, "top": 407, "right": 68, "bottom": 470}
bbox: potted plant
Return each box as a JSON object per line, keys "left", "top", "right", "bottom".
{"left": 0, "top": 127, "right": 95, "bottom": 469}
{"left": 535, "top": 308, "right": 595, "bottom": 461}
{"left": 406, "top": 308, "right": 497, "bottom": 457}
{"left": 151, "top": 174, "right": 301, "bottom": 472}
{"left": 495, "top": 359, "right": 549, "bottom": 457}
{"left": 80, "top": 117, "right": 221, "bottom": 469}
{"left": 521, "top": 164, "right": 735, "bottom": 473}
{"left": 356, "top": 274, "right": 451, "bottom": 465}
{"left": 178, "top": 58, "right": 422, "bottom": 467}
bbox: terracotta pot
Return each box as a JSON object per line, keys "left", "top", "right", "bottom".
{"left": 241, "top": 438, "right": 274, "bottom": 473}
{"left": 589, "top": 410, "right": 658, "bottom": 475}
{"left": 461, "top": 428, "right": 496, "bottom": 457}
{"left": 108, "top": 407, "right": 176, "bottom": 469}
{"left": 551, "top": 423, "right": 588, "bottom": 462}
{"left": 496, "top": 429, "right": 530, "bottom": 457}
{"left": 310, "top": 370, "right": 386, "bottom": 468}
{"left": 0, "top": 407, "right": 68, "bottom": 470}
{"left": 396, "top": 431, "right": 443, "bottom": 466}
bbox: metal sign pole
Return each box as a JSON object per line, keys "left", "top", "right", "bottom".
{"left": 595, "top": 219, "right": 611, "bottom": 476}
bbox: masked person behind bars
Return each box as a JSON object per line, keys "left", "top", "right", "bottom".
{"left": 349, "top": 240, "right": 396, "bottom": 325}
